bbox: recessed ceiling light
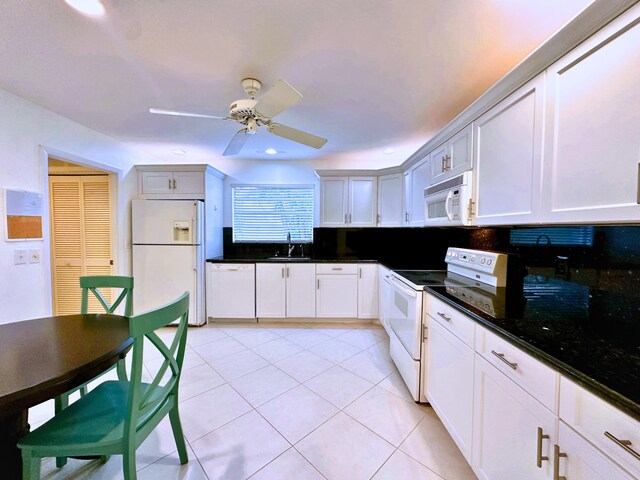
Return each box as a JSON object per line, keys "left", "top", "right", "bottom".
{"left": 383, "top": 148, "right": 395, "bottom": 154}
{"left": 172, "top": 149, "right": 186, "bottom": 155}
{"left": 265, "top": 148, "right": 278, "bottom": 155}
{"left": 64, "top": 0, "right": 105, "bottom": 16}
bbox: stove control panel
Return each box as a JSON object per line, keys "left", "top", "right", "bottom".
{"left": 445, "top": 247, "right": 508, "bottom": 287}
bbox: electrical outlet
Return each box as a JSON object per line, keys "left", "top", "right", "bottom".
{"left": 14, "top": 249, "right": 27, "bottom": 265}
{"left": 29, "top": 249, "right": 41, "bottom": 263}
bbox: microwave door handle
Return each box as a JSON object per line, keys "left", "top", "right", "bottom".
{"left": 445, "top": 190, "right": 454, "bottom": 221}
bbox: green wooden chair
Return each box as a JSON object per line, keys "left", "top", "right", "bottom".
{"left": 54, "top": 275, "right": 134, "bottom": 467}
{"left": 19, "top": 292, "right": 190, "bottom": 480}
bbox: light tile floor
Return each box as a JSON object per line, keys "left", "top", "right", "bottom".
{"left": 29, "top": 322, "right": 478, "bottom": 480}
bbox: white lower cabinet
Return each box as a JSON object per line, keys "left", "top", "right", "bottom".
{"left": 357, "top": 264, "right": 378, "bottom": 319}
{"left": 426, "top": 317, "right": 474, "bottom": 460}
{"left": 256, "top": 264, "right": 287, "bottom": 318}
{"left": 472, "top": 355, "right": 556, "bottom": 480}
{"left": 286, "top": 264, "right": 316, "bottom": 317}
{"left": 256, "top": 263, "right": 315, "bottom": 318}
{"left": 316, "top": 273, "right": 358, "bottom": 318}
{"left": 555, "top": 421, "right": 636, "bottom": 480}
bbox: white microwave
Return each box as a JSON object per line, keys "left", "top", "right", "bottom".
{"left": 424, "top": 171, "right": 473, "bottom": 225}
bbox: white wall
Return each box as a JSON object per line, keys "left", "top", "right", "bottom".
{"left": 0, "top": 89, "right": 149, "bottom": 323}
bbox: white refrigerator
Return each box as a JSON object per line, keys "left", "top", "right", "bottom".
{"left": 132, "top": 199, "right": 206, "bottom": 326}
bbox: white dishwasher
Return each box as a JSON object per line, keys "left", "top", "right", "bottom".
{"left": 207, "top": 263, "right": 256, "bottom": 320}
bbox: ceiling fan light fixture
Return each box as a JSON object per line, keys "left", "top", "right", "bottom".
{"left": 64, "top": 0, "right": 105, "bottom": 16}
{"left": 265, "top": 148, "right": 278, "bottom": 155}
{"left": 172, "top": 149, "right": 186, "bottom": 155}
{"left": 383, "top": 148, "right": 395, "bottom": 154}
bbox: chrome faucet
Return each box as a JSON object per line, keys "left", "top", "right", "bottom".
{"left": 287, "top": 232, "right": 295, "bottom": 257}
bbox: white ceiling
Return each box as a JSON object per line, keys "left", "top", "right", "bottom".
{"left": 0, "top": 0, "right": 593, "bottom": 167}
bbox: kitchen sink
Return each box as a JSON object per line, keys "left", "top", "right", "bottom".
{"left": 264, "top": 257, "right": 311, "bottom": 261}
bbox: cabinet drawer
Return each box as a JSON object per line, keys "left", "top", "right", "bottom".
{"left": 475, "top": 326, "right": 558, "bottom": 412}
{"left": 559, "top": 377, "right": 640, "bottom": 477}
{"left": 316, "top": 263, "right": 358, "bottom": 275}
{"left": 425, "top": 294, "right": 475, "bottom": 348}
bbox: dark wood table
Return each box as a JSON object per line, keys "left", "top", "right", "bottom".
{"left": 0, "top": 314, "right": 132, "bottom": 479}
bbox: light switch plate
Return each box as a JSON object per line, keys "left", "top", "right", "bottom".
{"left": 14, "top": 249, "right": 27, "bottom": 265}
{"left": 29, "top": 249, "right": 40, "bottom": 263}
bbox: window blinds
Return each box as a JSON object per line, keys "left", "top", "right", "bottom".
{"left": 510, "top": 227, "right": 594, "bottom": 247}
{"left": 232, "top": 185, "right": 314, "bottom": 243}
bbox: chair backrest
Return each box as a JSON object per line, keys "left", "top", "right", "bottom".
{"left": 80, "top": 275, "right": 134, "bottom": 316}
{"left": 124, "top": 292, "right": 189, "bottom": 436}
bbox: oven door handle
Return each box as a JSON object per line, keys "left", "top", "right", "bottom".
{"left": 445, "top": 190, "right": 454, "bottom": 221}
{"left": 390, "top": 277, "right": 418, "bottom": 298}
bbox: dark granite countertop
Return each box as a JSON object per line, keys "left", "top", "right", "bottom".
{"left": 423, "top": 275, "right": 640, "bottom": 421}
{"left": 206, "top": 257, "right": 379, "bottom": 263}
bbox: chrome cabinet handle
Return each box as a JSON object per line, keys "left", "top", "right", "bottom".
{"left": 281, "top": 267, "right": 285, "bottom": 278}
{"left": 286, "top": 267, "right": 289, "bottom": 278}
{"left": 332, "top": 267, "right": 343, "bottom": 271}
{"left": 377, "top": 214, "right": 381, "bottom": 224}
{"left": 317, "top": 279, "right": 320, "bottom": 290}
{"left": 444, "top": 154, "right": 451, "bottom": 171}
{"left": 169, "top": 178, "right": 172, "bottom": 189}
{"left": 553, "top": 445, "right": 567, "bottom": 480}
{"left": 405, "top": 212, "right": 409, "bottom": 222}
{"left": 359, "top": 268, "right": 362, "bottom": 279}
{"left": 344, "top": 213, "right": 348, "bottom": 224}
{"left": 491, "top": 350, "right": 518, "bottom": 370}
{"left": 349, "top": 213, "right": 352, "bottom": 223}
{"left": 173, "top": 179, "right": 177, "bottom": 189}
{"left": 605, "top": 431, "right": 640, "bottom": 460}
{"left": 537, "top": 427, "right": 550, "bottom": 467}
{"left": 437, "top": 312, "right": 451, "bottom": 322}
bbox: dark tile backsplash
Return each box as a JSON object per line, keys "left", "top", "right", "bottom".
{"left": 221, "top": 225, "right": 640, "bottom": 285}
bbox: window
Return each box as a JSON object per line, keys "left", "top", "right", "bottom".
{"left": 510, "top": 227, "right": 594, "bottom": 247}
{"left": 232, "top": 185, "right": 314, "bottom": 243}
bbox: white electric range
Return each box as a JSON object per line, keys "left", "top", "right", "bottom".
{"left": 385, "top": 247, "right": 512, "bottom": 402}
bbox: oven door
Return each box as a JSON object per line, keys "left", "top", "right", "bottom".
{"left": 388, "top": 275, "right": 423, "bottom": 360}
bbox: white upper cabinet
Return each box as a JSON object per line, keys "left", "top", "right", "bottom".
{"left": 319, "top": 176, "right": 349, "bottom": 226}
{"left": 472, "top": 74, "right": 545, "bottom": 226}
{"left": 409, "top": 158, "right": 429, "bottom": 227}
{"left": 377, "top": 173, "right": 403, "bottom": 227}
{"left": 139, "top": 169, "right": 205, "bottom": 198}
{"left": 402, "top": 170, "right": 412, "bottom": 225}
{"left": 428, "top": 125, "right": 473, "bottom": 186}
{"left": 319, "top": 176, "right": 377, "bottom": 227}
{"left": 349, "top": 177, "right": 378, "bottom": 226}
{"left": 541, "top": 7, "right": 640, "bottom": 223}
{"left": 357, "top": 264, "right": 378, "bottom": 319}
{"left": 140, "top": 171, "right": 174, "bottom": 195}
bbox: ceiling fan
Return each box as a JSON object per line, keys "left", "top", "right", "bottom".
{"left": 150, "top": 78, "right": 328, "bottom": 156}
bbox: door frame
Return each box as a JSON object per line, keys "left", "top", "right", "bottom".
{"left": 39, "top": 146, "right": 121, "bottom": 315}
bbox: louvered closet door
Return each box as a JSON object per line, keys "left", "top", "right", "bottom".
{"left": 49, "top": 175, "right": 113, "bottom": 314}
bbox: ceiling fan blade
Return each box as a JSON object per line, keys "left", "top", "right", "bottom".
{"left": 149, "top": 108, "right": 230, "bottom": 120}
{"left": 223, "top": 129, "right": 250, "bottom": 156}
{"left": 268, "top": 123, "right": 327, "bottom": 149}
{"left": 254, "top": 80, "right": 303, "bottom": 118}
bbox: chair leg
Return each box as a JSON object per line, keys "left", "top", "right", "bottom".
{"left": 22, "top": 450, "right": 41, "bottom": 480}
{"left": 116, "top": 359, "right": 128, "bottom": 381}
{"left": 79, "top": 385, "right": 88, "bottom": 397}
{"left": 168, "top": 406, "right": 189, "bottom": 465}
{"left": 53, "top": 395, "right": 69, "bottom": 468}
{"left": 122, "top": 449, "right": 137, "bottom": 480}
